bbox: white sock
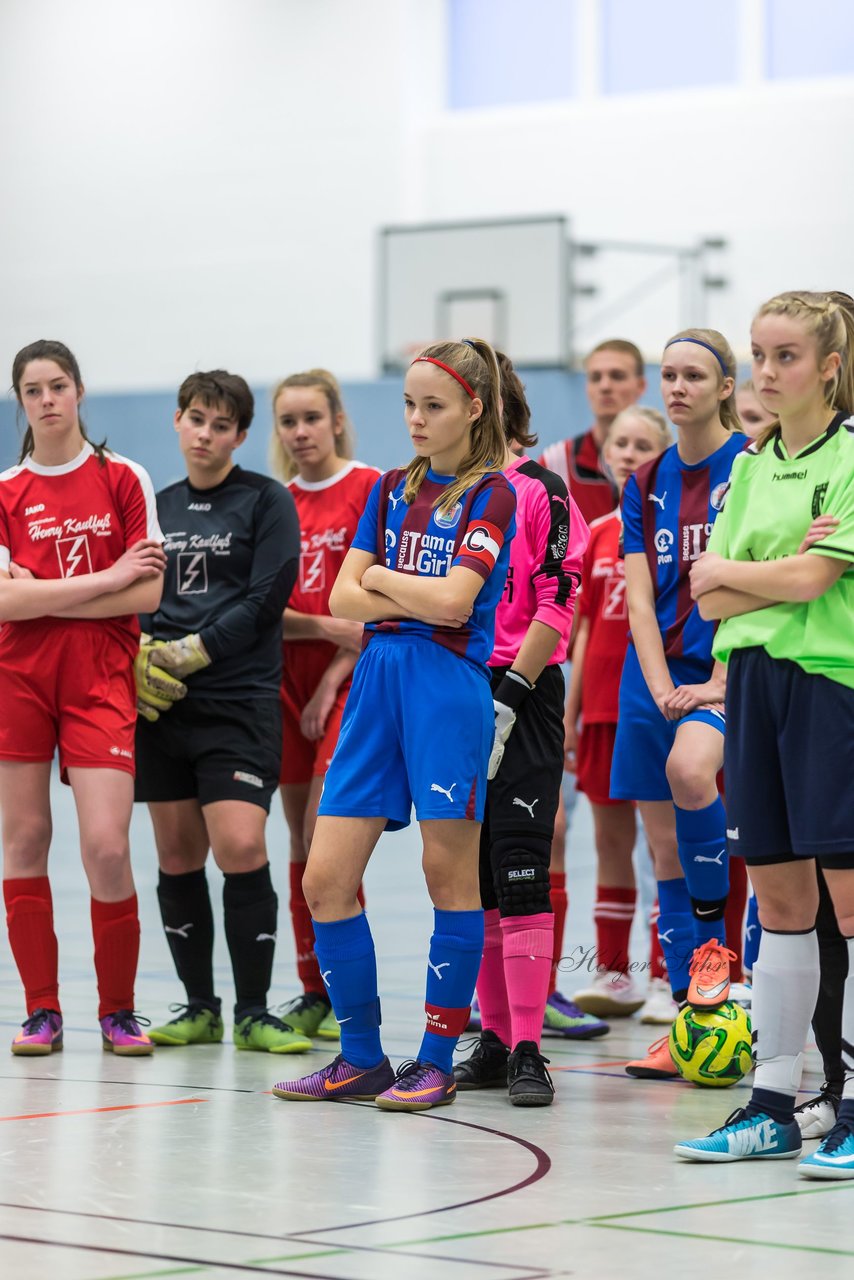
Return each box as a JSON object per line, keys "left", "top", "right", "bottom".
{"left": 752, "top": 928, "right": 819, "bottom": 1099}
{"left": 840, "top": 938, "right": 854, "bottom": 1102}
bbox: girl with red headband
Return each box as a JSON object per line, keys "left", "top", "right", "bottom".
{"left": 272, "top": 338, "right": 516, "bottom": 1111}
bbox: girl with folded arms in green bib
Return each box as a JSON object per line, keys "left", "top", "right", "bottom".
{"left": 675, "top": 290, "right": 854, "bottom": 1177}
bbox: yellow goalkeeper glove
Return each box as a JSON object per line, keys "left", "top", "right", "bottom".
{"left": 149, "top": 632, "right": 212, "bottom": 679}
{"left": 135, "top": 635, "right": 188, "bottom": 723}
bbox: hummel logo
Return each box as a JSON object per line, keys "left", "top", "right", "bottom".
{"left": 428, "top": 960, "right": 450, "bottom": 981}
{"left": 321, "top": 969, "right": 332, "bottom": 987}
{"left": 658, "top": 928, "right": 674, "bottom": 945}
{"left": 648, "top": 491, "right": 667, "bottom": 510}
{"left": 430, "top": 782, "right": 457, "bottom": 802}
{"left": 694, "top": 850, "right": 724, "bottom": 865}
{"left": 727, "top": 827, "right": 739, "bottom": 840}
{"left": 512, "top": 796, "right": 539, "bottom": 819}
{"left": 388, "top": 491, "right": 404, "bottom": 510}
{"left": 746, "top": 924, "right": 756, "bottom": 940}
{"left": 256, "top": 932, "right": 277, "bottom": 943}
{"left": 165, "top": 923, "right": 194, "bottom": 939}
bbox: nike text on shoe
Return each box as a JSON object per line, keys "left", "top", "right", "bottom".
{"left": 100, "top": 1010, "right": 154, "bottom": 1056}
{"left": 11, "top": 1008, "right": 63, "bottom": 1056}
{"left": 798, "top": 1119, "right": 854, "bottom": 1179}
{"left": 149, "top": 1001, "right": 224, "bottom": 1046}
{"left": 272, "top": 1053, "right": 394, "bottom": 1101}
{"left": 686, "top": 939, "right": 734, "bottom": 1009}
{"left": 543, "top": 991, "right": 610, "bottom": 1039}
{"left": 507, "top": 1041, "right": 555, "bottom": 1107}
{"left": 233, "top": 1010, "right": 313, "bottom": 1054}
{"left": 794, "top": 1086, "right": 841, "bottom": 1140}
{"left": 375, "top": 1059, "right": 457, "bottom": 1111}
{"left": 453, "top": 1030, "right": 509, "bottom": 1090}
{"left": 674, "top": 1108, "right": 802, "bottom": 1163}
{"left": 625, "top": 1034, "right": 680, "bottom": 1079}
{"left": 573, "top": 970, "right": 645, "bottom": 1018}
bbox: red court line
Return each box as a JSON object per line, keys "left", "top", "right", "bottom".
{"left": 0, "top": 1096, "right": 208, "bottom": 1123}
{"left": 552, "top": 1061, "right": 628, "bottom": 1071}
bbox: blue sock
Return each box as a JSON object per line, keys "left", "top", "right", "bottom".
{"left": 657, "top": 877, "right": 694, "bottom": 999}
{"left": 312, "top": 913, "right": 383, "bottom": 1069}
{"left": 418, "top": 908, "right": 484, "bottom": 1073}
{"left": 744, "top": 894, "right": 761, "bottom": 975}
{"left": 675, "top": 799, "right": 729, "bottom": 947}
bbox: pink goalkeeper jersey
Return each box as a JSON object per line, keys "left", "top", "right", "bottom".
{"left": 489, "top": 455, "right": 589, "bottom": 669}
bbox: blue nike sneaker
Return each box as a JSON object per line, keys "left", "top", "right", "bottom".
{"left": 674, "top": 1107, "right": 802, "bottom": 1163}
{"left": 799, "top": 1118, "right": 854, "bottom": 1180}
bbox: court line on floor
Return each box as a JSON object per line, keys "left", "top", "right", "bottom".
{"left": 0, "top": 1072, "right": 256, "bottom": 1094}
{"left": 0, "top": 1097, "right": 208, "bottom": 1122}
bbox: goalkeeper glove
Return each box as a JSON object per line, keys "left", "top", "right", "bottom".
{"left": 487, "top": 670, "right": 534, "bottom": 780}
{"left": 149, "top": 633, "right": 212, "bottom": 679}
{"left": 135, "top": 634, "right": 187, "bottom": 723}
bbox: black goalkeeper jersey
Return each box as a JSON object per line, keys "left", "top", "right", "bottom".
{"left": 142, "top": 466, "right": 299, "bottom": 700}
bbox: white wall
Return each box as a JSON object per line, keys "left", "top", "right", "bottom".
{"left": 0, "top": 0, "right": 441, "bottom": 391}
{"left": 2, "top": 1, "right": 852, "bottom": 390}
{"left": 415, "top": 78, "right": 854, "bottom": 360}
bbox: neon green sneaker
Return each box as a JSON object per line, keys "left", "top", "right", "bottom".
{"left": 278, "top": 993, "right": 332, "bottom": 1038}
{"left": 233, "top": 1010, "right": 312, "bottom": 1054}
{"left": 316, "top": 1007, "right": 341, "bottom": 1041}
{"left": 149, "top": 1001, "right": 224, "bottom": 1046}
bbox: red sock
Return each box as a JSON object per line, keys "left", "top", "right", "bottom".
{"left": 91, "top": 894, "right": 140, "bottom": 1020}
{"left": 724, "top": 855, "right": 747, "bottom": 983}
{"left": 649, "top": 899, "right": 667, "bottom": 981}
{"left": 4, "top": 877, "right": 60, "bottom": 1014}
{"left": 476, "top": 908, "right": 510, "bottom": 1046}
{"left": 289, "top": 862, "right": 323, "bottom": 993}
{"left": 501, "top": 913, "right": 553, "bottom": 1049}
{"left": 594, "top": 885, "right": 636, "bottom": 973}
{"left": 548, "top": 872, "right": 567, "bottom": 997}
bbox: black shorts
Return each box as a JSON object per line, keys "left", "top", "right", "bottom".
{"left": 724, "top": 647, "right": 854, "bottom": 865}
{"left": 134, "top": 697, "right": 282, "bottom": 812}
{"left": 484, "top": 664, "right": 565, "bottom": 840}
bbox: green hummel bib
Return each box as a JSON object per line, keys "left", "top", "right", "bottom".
{"left": 709, "top": 414, "right": 854, "bottom": 689}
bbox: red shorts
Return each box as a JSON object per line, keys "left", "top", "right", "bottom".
{"left": 0, "top": 623, "right": 136, "bottom": 781}
{"left": 576, "top": 721, "right": 624, "bottom": 807}
{"left": 279, "top": 646, "right": 351, "bottom": 786}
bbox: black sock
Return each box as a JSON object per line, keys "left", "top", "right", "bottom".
{"left": 157, "top": 868, "right": 217, "bottom": 1005}
{"left": 746, "top": 1086, "right": 796, "bottom": 1125}
{"left": 814, "top": 865, "right": 848, "bottom": 1087}
{"left": 222, "top": 863, "right": 278, "bottom": 1019}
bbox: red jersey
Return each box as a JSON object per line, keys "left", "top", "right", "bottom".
{"left": 577, "top": 511, "right": 627, "bottom": 723}
{"left": 0, "top": 443, "right": 161, "bottom": 663}
{"left": 538, "top": 430, "right": 618, "bottom": 527}
{"left": 285, "top": 461, "right": 381, "bottom": 672}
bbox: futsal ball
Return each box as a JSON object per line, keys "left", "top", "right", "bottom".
{"left": 668, "top": 1001, "right": 752, "bottom": 1088}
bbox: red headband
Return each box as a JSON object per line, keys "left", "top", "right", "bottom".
{"left": 411, "top": 356, "right": 476, "bottom": 399}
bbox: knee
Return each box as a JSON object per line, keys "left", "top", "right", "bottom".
{"left": 213, "top": 839, "right": 267, "bottom": 877}
{"left": 492, "top": 834, "right": 552, "bottom": 917}
{"left": 758, "top": 893, "right": 818, "bottom": 933}
{"left": 665, "top": 756, "right": 712, "bottom": 810}
{"left": 3, "top": 817, "right": 52, "bottom": 872}
{"left": 80, "top": 836, "right": 131, "bottom": 891}
{"left": 302, "top": 864, "right": 345, "bottom": 917}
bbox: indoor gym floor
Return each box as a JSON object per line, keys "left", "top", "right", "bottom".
{"left": 0, "top": 776, "right": 850, "bottom": 1280}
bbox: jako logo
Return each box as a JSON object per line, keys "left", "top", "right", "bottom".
{"left": 25, "top": 504, "right": 45, "bottom": 516}
{"left": 188, "top": 502, "right": 211, "bottom": 511}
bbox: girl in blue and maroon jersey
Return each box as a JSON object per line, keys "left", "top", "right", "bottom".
{"left": 271, "top": 338, "right": 516, "bottom": 1112}
{"left": 0, "top": 340, "right": 165, "bottom": 1056}
{"left": 611, "top": 328, "right": 745, "bottom": 1080}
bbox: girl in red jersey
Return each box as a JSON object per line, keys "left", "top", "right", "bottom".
{"left": 564, "top": 408, "right": 672, "bottom": 1018}
{"left": 269, "top": 370, "right": 381, "bottom": 1039}
{"left": 0, "top": 340, "right": 165, "bottom": 1055}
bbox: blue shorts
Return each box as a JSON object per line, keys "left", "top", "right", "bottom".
{"left": 725, "top": 647, "right": 854, "bottom": 863}
{"left": 318, "top": 633, "right": 493, "bottom": 831}
{"left": 610, "top": 644, "right": 725, "bottom": 802}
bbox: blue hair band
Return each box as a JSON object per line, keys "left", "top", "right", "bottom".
{"left": 664, "top": 337, "right": 729, "bottom": 377}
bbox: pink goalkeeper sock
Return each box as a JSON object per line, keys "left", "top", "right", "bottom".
{"left": 501, "top": 913, "right": 554, "bottom": 1049}
{"left": 476, "top": 909, "right": 511, "bottom": 1046}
